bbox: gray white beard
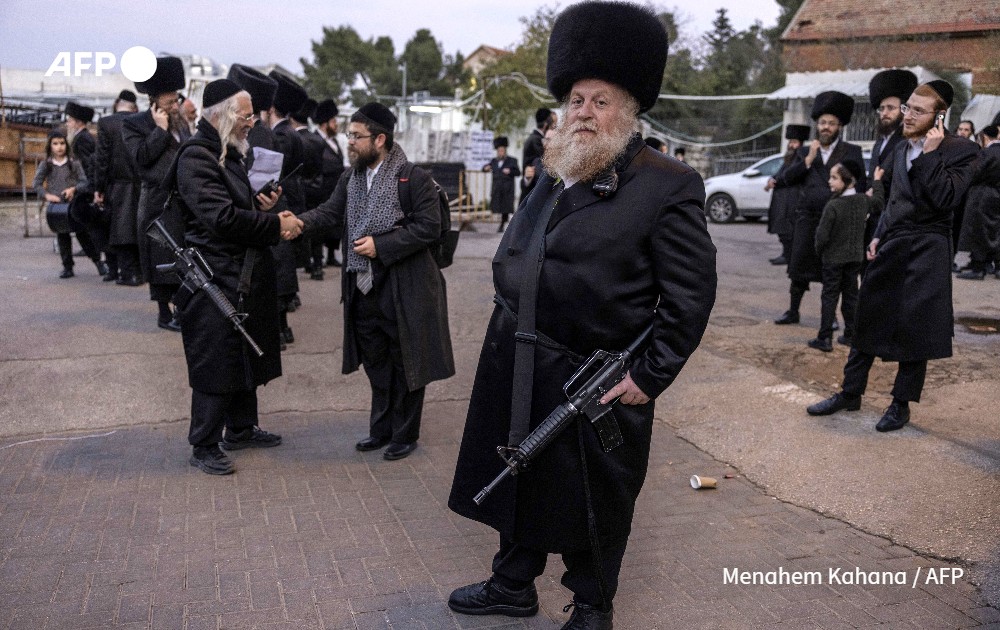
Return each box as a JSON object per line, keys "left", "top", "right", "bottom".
{"left": 542, "top": 119, "right": 634, "bottom": 184}
{"left": 229, "top": 138, "right": 250, "bottom": 157}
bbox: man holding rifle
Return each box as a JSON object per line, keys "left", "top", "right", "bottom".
{"left": 446, "top": 3, "right": 717, "bottom": 628}
{"left": 170, "top": 79, "right": 299, "bottom": 475}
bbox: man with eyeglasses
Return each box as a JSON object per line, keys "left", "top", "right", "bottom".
{"left": 288, "top": 102, "right": 455, "bottom": 462}
{"left": 808, "top": 80, "right": 978, "bottom": 432}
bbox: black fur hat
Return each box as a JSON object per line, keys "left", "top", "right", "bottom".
{"left": 135, "top": 56, "right": 185, "bottom": 97}
{"left": 314, "top": 99, "right": 339, "bottom": 124}
{"left": 291, "top": 98, "right": 317, "bottom": 124}
{"left": 228, "top": 64, "right": 277, "bottom": 113}
{"left": 268, "top": 71, "right": 308, "bottom": 116}
{"left": 785, "top": 124, "right": 810, "bottom": 142}
{"left": 64, "top": 101, "right": 94, "bottom": 123}
{"left": 546, "top": 1, "right": 668, "bottom": 112}
{"left": 926, "top": 80, "right": 954, "bottom": 108}
{"left": 352, "top": 102, "right": 396, "bottom": 131}
{"left": 811, "top": 91, "right": 855, "bottom": 125}
{"left": 535, "top": 107, "right": 552, "bottom": 125}
{"left": 493, "top": 136, "right": 509, "bottom": 149}
{"left": 868, "top": 69, "right": 917, "bottom": 110}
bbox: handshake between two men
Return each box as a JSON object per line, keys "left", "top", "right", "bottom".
{"left": 276, "top": 210, "right": 377, "bottom": 258}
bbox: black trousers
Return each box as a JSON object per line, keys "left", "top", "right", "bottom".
{"left": 188, "top": 388, "right": 258, "bottom": 448}
{"left": 492, "top": 535, "right": 629, "bottom": 608}
{"left": 779, "top": 233, "right": 793, "bottom": 261}
{"left": 112, "top": 244, "right": 141, "bottom": 278}
{"left": 788, "top": 278, "right": 810, "bottom": 312}
{"left": 57, "top": 231, "right": 100, "bottom": 269}
{"left": 353, "top": 284, "right": 424, "bottom": 444}
{"left": 819, "top": 262, "right": 860, "bottom": 340}
{"left": 842, "top": 347, "right": 928, "bottom": 403}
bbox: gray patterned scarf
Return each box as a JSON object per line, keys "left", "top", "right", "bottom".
{"left": 345, "top": 143, "right": 408, "bottom": 273}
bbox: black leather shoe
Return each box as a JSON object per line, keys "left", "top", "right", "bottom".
{"left": 103, "top": 271, "right": 119, "bottom": 282}
{"left": 774, "top": 310, "right": 799, "bottom": 325}
{"left": 807, "top": 337, "right": 833, "bottom": 352}
{"left": 158, "top": 316, "right": 182, "bottom": 332}
{"left": 876, "top": 402, "right": 910, "bottom": 432}
{"left": 96, "top": 260, "right": 109, "bottom": 277}
{"left": 383, "top": 442, "right": 417, "bottom": 461}
{"left": 310, "top": 268, "right": 324, "bottom": 281}
{"left": 957, "top": 269, "right": 986, "bottom": 280}
{"left": 561, "top": 601, "right": 613, "bottom": 629}
{"left": 281, "top": 327, "right": 295, "bottom": 344}
{"left": 837, "top": 334, "right": 852, "bottom": 346}
{"left": 769, "top": 256, "right": 787, "bottom": 265}
{"left": 59, "top": 268, "right": 74, "bottom": 279}
{"left": 221, "top": 426, "right": 282, "bottom": 450}
{"left": 807, "top": 393, "right": 861, "bottom": 416}
{"left": 117, "top": 274, "right": 143, "bottom": 286}
{"left": 355, "top": 436, "right": 390, "bottom": 451}
{"left": 190, "top": 445, "right": 235, "bottom": 475}
{"left": 448, "top": 578, "right": 539, "bottom": 617}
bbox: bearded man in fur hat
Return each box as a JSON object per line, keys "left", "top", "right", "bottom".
{"left": 446, "top": 2, "right": 717, "bottom": 628}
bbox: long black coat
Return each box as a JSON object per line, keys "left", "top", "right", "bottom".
{"left": 958, "top": 143, "right": 1000, "bottom": 262}
{"left": 484, "top": 156, "right": 521, "bottom": 214}
{"left": 448, "top": 138, "right": 717, "bottom": 552}
{"left": 299, "top": 162, "right": 455, "bottom": 391}
{"left": 856, "top": 134, "right": 978, "bottom": 362}
{"left": 122, "top": 110, "right": 190, "bottom": 285}
{"left": 766, "top": 156, "right": 799, "bottom": 237}
{"left": 522, "top": 129, "right": 544, "bottom": 169}
{"left": 777, "top": 140, "right": 866, "bottom": 283}
{"left": 93, "top": 112, "right": 140, "bottom": 246}
{"left": 866, "top": 127, "right": 906, "bottom": 246}
{"left": 172, "top": 120, "right": 283, "bottom": 392}
{"left": 316, "top": 132, "right": 345, "bottom": 203}
{"left": 298, "top": 127, "right": 328, "bottom": 208}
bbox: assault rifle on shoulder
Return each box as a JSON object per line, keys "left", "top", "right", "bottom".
{"left": 473, "top": 324, "right": 653, "bottom": 505}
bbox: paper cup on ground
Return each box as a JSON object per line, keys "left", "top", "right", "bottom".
{"left": 690, "top": 475, "right": 717, "bottom": 489}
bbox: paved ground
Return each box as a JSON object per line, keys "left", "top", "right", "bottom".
{"left": 2, "top": 206, "right": 1000, "bottom": 629}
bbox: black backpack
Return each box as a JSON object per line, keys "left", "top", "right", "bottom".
{"left": 398, "top": 162, "right": 459, "bottom": 269}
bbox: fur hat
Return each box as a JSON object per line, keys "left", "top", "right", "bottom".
{"left": 836, "top": 158, "right": 864, "bottom": 183}
{"left": 291, "top": 98, "right": 317, "bottom": 124}
{"left": 268, "top": 71, "right": 308, "bottom": 116}
{"left": 314, "top": 99, "right": 339, "bottom": 124}
{"left": 352, "top": 102, "right": 396, "bottom": 131}
{"left": 925, "top": 80, "right": 954, "bottom": 108}
{"left": 228, "top": 64, "right": 277, "bottom": 113}
{"left": 868, "top": 69, "right": 917, "bottom": 110}
{"left": 64, "top": 101, "right": 94, "bottom": 123}
{"left": 535, "top": 107, "right": 553, "bottom": 125}
{"left": 117, "top": 90, "right": 137, "bottom": 104}
{"left": 202, "top": 79, "right": 241, "bottom": 108}
{"left": 493, "top": 136, "right": 509, "bottom": 149}
{"left": 546, "top": 1, "right": 668, "bottom": 113}
{"left": 785, "top": 124, "right": 810, "bottom": 142}
{"left": 135, "top": 56, "right": 185, "bottom": 97}
{"left": 811, "top": 91, "right": 855, "bottom": 125}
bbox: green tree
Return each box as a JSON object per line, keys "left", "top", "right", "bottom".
{"left": 300, "top": 25, "right": 399, "bottom": 104}
{"left": 401, "top": 29, "right": 445, "bottom": 94}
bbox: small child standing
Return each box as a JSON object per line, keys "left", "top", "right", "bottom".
{"left": 809, "top": 160, "right": 884, "bottom": 351}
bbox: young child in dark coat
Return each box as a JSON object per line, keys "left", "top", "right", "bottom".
{"left": 809, "top": 160, "right": 884, "bottom": 351}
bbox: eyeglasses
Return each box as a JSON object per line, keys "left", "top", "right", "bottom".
{"left": 346, "top": 132, "right": 372, "bottom": 142}
{"left": 899, "top": 104, "right": 932, "bottom": 118}
{"left": 877, "top": 104, "right": 899, "bottom": 113}
{"left": 237, "top": 113, "right": 256, "bottom": 122}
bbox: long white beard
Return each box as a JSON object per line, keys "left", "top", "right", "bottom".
{"left": 229, "top": 138, "right": 250, "bottom": 157}
{"left": 543, "top": 114, "right": 636, "bottom": 183}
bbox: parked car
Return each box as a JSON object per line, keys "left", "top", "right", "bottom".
{"left": 703, "top": 152, "right": 871, "bottom": 223}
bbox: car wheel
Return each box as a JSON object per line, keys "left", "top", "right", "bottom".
{"left": 706, "top": 193, "right": 737, "bottom": 223}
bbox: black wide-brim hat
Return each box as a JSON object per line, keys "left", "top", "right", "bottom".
{"left": 268, "top": 71, "right": 308, "bottom": 116}
{"left": 64, "top": 101, "right": 94, "bottom": 123}
{"left": 493, "top": 136, "right": 509, "bottom": 149}
{"left": 228, "top": 64, "right": 278, "bottom": 113}
{"left": 785, "top": 124, "right": 810, "bottom": 142}
{"left": 547, "top": 1, "right": 668, "bottom": 112}
{"left": 314, "top": 99, "right": 339, "bottom": 124}
{"left": 135, "top": 56, "right": 185, "bottom": 97}
{"left": 868, "top": 69, "right": 918, "bottom": 110}
{"left": 811, "top": 91, "right": 855, "bottom": 125}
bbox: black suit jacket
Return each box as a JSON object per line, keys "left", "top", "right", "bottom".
{"left": 271, "top": 119, "right": 305, "bottom": 213}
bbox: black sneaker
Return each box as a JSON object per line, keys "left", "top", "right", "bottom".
{"left": 448, "top": 578, "right": 539, "bottom": 617}
{"left": 561, "top": 600, "right": 613, "bottom": 630}
{"left": 190, "top": 445, "right": 235, "bottom": 475}
{"left": 220, "top": 426, "right": 282, "bottom": 450}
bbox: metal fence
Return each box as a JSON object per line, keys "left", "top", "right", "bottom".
{"left": 710, "top": 147, "right": 780, "bottom": 177}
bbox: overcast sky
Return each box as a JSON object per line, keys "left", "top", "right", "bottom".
{"left": 1, "top": 1, "right": 781, "bottom": 73}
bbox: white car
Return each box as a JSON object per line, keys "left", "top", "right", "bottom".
{"left": 703, "top": 152, "right": 872, "bottom": 224}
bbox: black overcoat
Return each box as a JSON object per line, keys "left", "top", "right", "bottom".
{"left": 316, "top": 132, "right": 346, "bottom": 203}
{"left": 299, "top": 162, "right": 455, "bottom": 391}
{"left": 93, "top": 112, "right": 140, "bottom": 246}
{"left": 522, "top": 129, "right": 544, "bottom": 169}
{"left": 957, "top": 143, "right": 1000, "bottom": 262}
{"left": 485, "top": 156, "right": 521, "bottom": 214}
{"left": 122, "top": 110, "right": 190, "bottom": 284}
{"left": 766, "top": 157, "right": 799, "bottom": 237}
{"left": 448, "top": 138, "right": 717, "bottom": 552}
{"left": 865, "top": 128, "right": 906, "bottom": 247}
{"left": 855, "top": 134, "right": 978, "bottom": 362}
{"left": 172, "top": 120, "right": 283, "bottom": 392}
{"left": 777, "top": 140, "right": 866, "bottom": 283}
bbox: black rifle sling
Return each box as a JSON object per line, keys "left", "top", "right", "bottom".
{"left": 508, "top": 181, "right": 564, "bottom": 447}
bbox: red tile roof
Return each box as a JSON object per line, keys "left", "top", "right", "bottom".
{"left": 782, "top": 0, "right": 1000, "bottom": 41}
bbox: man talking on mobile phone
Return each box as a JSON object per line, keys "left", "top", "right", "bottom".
{"left": 807, "top": 80, "right": 978, "bottom": 432}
